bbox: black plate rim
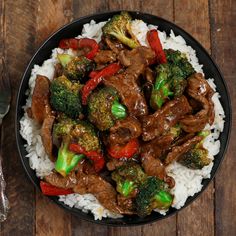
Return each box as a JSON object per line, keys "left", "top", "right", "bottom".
{"left": 15, "top": 10, "right": 232, "bottom": 227}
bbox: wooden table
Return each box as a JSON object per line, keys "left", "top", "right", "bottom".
{"left": 0, "top": 0, "right": 235, "bottom": 235}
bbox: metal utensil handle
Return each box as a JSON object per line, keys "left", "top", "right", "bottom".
{"left": 0, "top": 124, "right": 9, "bottom": 221}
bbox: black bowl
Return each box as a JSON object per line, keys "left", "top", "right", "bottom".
{"left": 15, "top": 11, "right": 231, "bottom": 226}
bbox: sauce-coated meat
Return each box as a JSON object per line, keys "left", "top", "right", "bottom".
{"left": 41, "top": 115, "right": 55, "bottom": 161}
{"left": 73, "top": 173, "right": 132, "bottom": 214}
{"left": 142, "top": 96, "right": 192, "bottom": 141}
{"left": 104, "top": 73, "right": 148, "bottom": 117}
{"left": 165, "top": 135, "right": 203, "bottom": 165}
{"left": 31, "top": 75, "right": 51, "bottom": 123}
{"left": 44, "top": 171, "right": 77, "bottom": 189}
{"left": 94, "top": 50, "right": 117, "bottom": 64}
{"left": 180, "top": 73, "right": 215, "bottom": 132}
{"left": 108, "top": 116, "right": 142, "bottom": 146}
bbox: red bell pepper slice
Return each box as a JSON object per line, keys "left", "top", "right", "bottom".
{"left": 59, "top": 38, "right": 79, "bottom": 50}
{"left": 108, "top": 139, "right": 139, "bottom": 159}
{"left": 40, "top": 181, "right": 74, "bottom": 196}
{"left": 81, "top": 63, "right": 121, "bottom": 105}
{"left": 78, "top": 38, "right": 99, "bottom": 60}
{"left": 69, "top": 144, "right": 105, "bottom": 172}
{"left": 147, "top": 29, "right": 167, "bottom": 64}
{"left": 59, "top": 38, "right": 99, "bottom": 60}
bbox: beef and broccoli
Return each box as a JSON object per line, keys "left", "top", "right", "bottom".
{"left": 29, "top": 12, "right": 215, "bottom": 217}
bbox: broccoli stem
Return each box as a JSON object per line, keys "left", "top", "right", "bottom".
{"left": 55, "top": 142, "right": 84, "bottom": 177}
{"left": 154, "top": 190, "right": 173, "bottom": 210}
{"left": 111, "top": 100, "right": 127, "bottom": 119}
{"left": 57, "top": 54, "right": 74, "bottom": 67}
{"left": 118, "top": 180, "right": 135, "bottom": 197}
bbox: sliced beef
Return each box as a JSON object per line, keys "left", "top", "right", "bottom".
{"left": 142, "top": 96, "right": 192, "bottom": 141}
{"left": 31, "top": 75, "right": 51, "bottom": 123}
{"left": 165, "top": 135, "right": 203, "bottom": 165}
{"left": 44, "top": 171, "right": 77, "bottom": 189}
{"left": 180, "top": 73, "right": 215, "bottom": 132}
{"left": 118, "top": 46, "right": 155, "bottom": 77}
{"left": 73, "top": 173, "right": 131, "bottom": 214}
{"left": 106, "top": 158, "right": 126, "bottom": 171}
{"left": 41, "top": 115, "right": 55, "bottom": 161}
{"left": 105, "top": 37, "right": 125, "bottom": 54}
{"left": 104, "top": 73, "right": 148, "bottom": 117}
{"left": 94, "top": 50, "right": 117, "bottom": 64}
{"left": 108, "top": 116, "right": 142, "bottom": 146}
{"left": 141, "top": 134, "right": 174, "bottom": 160}
{"left": 54, "top": 63, "right": 63, "bottom": 78}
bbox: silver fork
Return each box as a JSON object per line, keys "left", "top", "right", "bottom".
{"left": 0, "top": 58, "right": 11, "bottom": 221}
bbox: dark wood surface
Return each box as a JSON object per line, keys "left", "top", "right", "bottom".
{"left": 0, "top": 0, "right": 235, "bottom": 235}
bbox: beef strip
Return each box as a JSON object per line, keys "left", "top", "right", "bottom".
{"left": 41, "top": 115, "right": 55, "bottom": 161}
{"left": 118, "top": 46, "right": 155, "bottom": 78}
{"left": 94, "top": 50, "right": 117, "bottom": 64}
{"left": 73, "top": 173, "right": 133, "bottom": 214}
{"left": 54, "top": 63, "right": 63, "bottom": 78}
{"left": 108, "top": 116, "right": 142, "bottom": 146}
{"left": 103, "top": 46, "right": 155, "bottom": 117}
{"left": 104, "top": 73, "right": 148, "bottom": 116}
{"left": 104, "top": 37, "right": 125, "bottom": 54}
{"left": 142, "top": 95, "right": 192, "bottom": 141}
{"left": 106, "top": 158, "right": 126, "bottom": 171}
{"left": 141, "top": 134, "right": 174, "bottom": 160}
{"left": 180, "top": 73, "right": 215, "bottom": 132}
{"left": 44, "top": 171, "right": 77, "bottom": 189}
{"left": 31, "top": 75, "right": 51, "bottom": 123}
{"left": 165, "top": 135, "right": 203, "bottom": 165}
{"left": 140, "top": 134, "right": 175, "bottom": 188}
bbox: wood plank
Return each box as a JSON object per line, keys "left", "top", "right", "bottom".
{"left": 210, "top": 0, "right": 236, "bottom": 235}
{"left": 174, "top": 1, "right": 214, "bottom": 236}
{"left": 0, "top": 0, "right": 5, "bottom": 233}
{"left": 36, "top": 191, "right": 71, "bottom": 236}
{"left": 72, "top": 1, "right": 176, "bottom": 236}
{"left": 1, "top": 1, "right": 36, "bottom": 235}
{"left": 34, "top": 1, "right": 73, "bottom": 236}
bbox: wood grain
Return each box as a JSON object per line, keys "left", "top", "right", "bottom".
{"left": 34, "top": 1, "right": 73, "bottom": 236}
{"left": 210, "top": 0, "right": 236, "bottom": 235}
{"left": 1, "top": 1, "right": 36, "bottom": 235}
{"left": 174, "top": 1, "right": 215, "bottom": 236}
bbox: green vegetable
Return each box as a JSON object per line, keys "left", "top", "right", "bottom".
{"left": 53, "top": 115, "right": 77, "bottom": 139}
{"left": 55, "top": 141, "right": 84, "bottom": 177}
{"left": 135, "top": 176, "right": 173, "bottom": 217}
{"left": 111, "top": 100, "right": 127, "bottom": 119}
{"left": 102, "top": 11, "right": 140, "bottom": 49}
{"left": 88, "top": 87, "right": 125, "bottom": 131}
{"left": 50, "top": 75, "right": 83, "bottom": 119}
{"left": 112, "top": 162, "right": 146, "bottom": 197}
{"left": 57, "top": 54, "right": 74, "bottom": 67}
{"left": 64, "top": 56, "right": 95, "bottom": 81}
{"left": 178, "top": 148, "right": 211, "bottom": 169}
{"left": 150, "top": 50, "right": 195, "bottom": 110}
{"left": 71, "top": 121, "right": 101, "bottom": 152}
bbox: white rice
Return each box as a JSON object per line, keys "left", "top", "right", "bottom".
{"left": 20, "top": 19, "right": 225, "bottom": 219}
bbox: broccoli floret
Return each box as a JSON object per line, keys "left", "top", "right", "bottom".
{"left": 179, "top": 148, "right": 211, "bottom": 169}
{"left": 71, "top": 121, "right": 101, "bottom": 152}
{"left": 64, "top": 56, "right": 95, "bottom": 81}
{"left": 50, "top": 76, "right": 83, "bottom": 118}
{"left": 135, "top": 176, "right": 173, "bottom": 217}
{"left": 102, "top": 11, "right": 140, "bottom": 49}
{"left": 112, "top": 162, "right": 147, "bottom": 197}
{"left": 166, "top": 49, "right": 195, "bottom": 78}
{"left": 150, "top": 50, "right": 195, "bottom": 109}
{"left": 53, "top": 115, "right": 77, "bottom": 139}
{"left": 88, "top": 87, "right": 123, "bottom": 131}
{"left": 55, "top": 140, "right": 84, "bottom": 177}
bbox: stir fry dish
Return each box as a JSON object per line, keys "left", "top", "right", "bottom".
{"left": 29, "top": 12, "right": 215, "bottom": 217}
